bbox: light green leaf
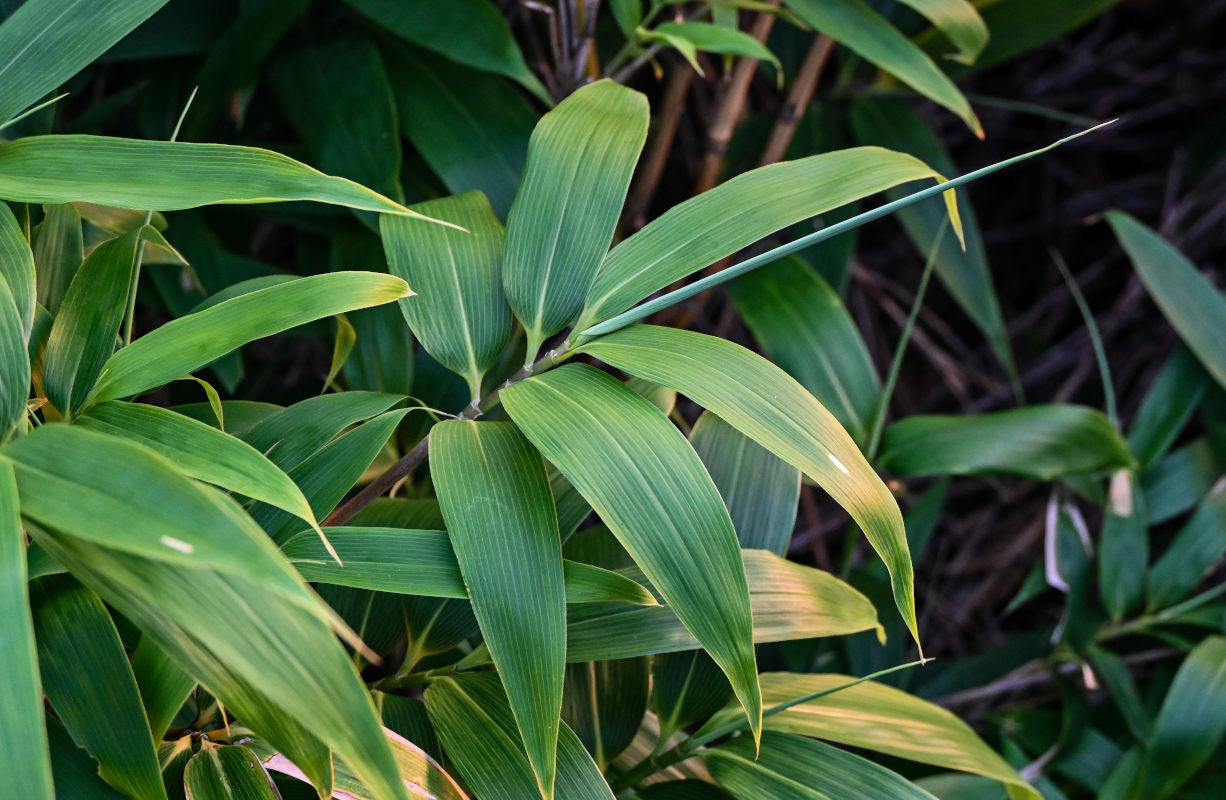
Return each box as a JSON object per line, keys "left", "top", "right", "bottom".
{"left": 78, "top": 401, "right": 322, "bottom": 537}
{"left": 503, "top": 80, "right": 648, "bottom": 361}
{"left": 690, "top": 412, "right": 800, "bottom": 556}
{"left": 784, "top": 0, "right": 980, "bottom": 134}
{"left": 382, "top": 192, "right": 510, "bottom": 401}
{"left": 0, "top": 461, "right": 53, "bottom": 800}
{"left": 877, "top": 405, "right": 1135, "bottom": 479}
{"left": 699, "top": 673, "right": 1038, "bottom": 800}
{"left": 185, "top": 744, "right": 280, "bottom": 799}
{"left": 1140, "top": 636, "right": 1226, "bottom": 798}
{"left": 432, "top": 421, "right": 567, "bottom": 799}
{"left": 343, "top": 0, "right": 550, "bottom": 103}
{"left": 283, "top": 527, "right": 657, "bottom": 606}
{"left": 728, "top": 257, "right": 880, "bottom": 445}
{"left": 706, "top": 730, "right": 940, "bottom": 799}
{"left": 578, "top": 147, "right": 956, "bottom": 331}
{"left": 564, "top": 550, "right": 880, "bottom": 661}
{"left": 1146, "top": 479, "right": 1226, "bottom": 611}
{"left": 88, "top": 272, "right": 410, "bottom": 404}
{"left": 502, "top": 364, "right": 762, "bottom": 741}
{"left": 31, "top": 203, "right": 83, "bottom": 315}
{"left": 0, "top": 268, "right": 29, "bottom": 440}
{"left": 894, "top": 0, "right": 988, "bottom": 64}
{"left": 0, "top": 0, "right": 169, "bottom": 125}
{"left": 1106, "top": 210, "right": 1226, "bottom": 393}
{"left": 424, "top": 674, "right": 615, "bottom": 800}
{"left": 0, "top": 136, "right": 424, "bottom": 217}
{"left": 41, "top": 227, "right": 141, "bottom": 417}
{"left": 653, "top": 21, "right": 781, "bottom": 73}
{"left": 578, "top": 325, "right": 918, "bottom": 649}
{"left": 30, "top": 575, "right": 167, "bottom": 800}
{"left": 0, "top": 201, "right": 34, "bottom": 339}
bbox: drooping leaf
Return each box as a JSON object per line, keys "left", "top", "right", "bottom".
{"left": 424, "top": 674, "right": 615, "bottom": 800}
{"left": 0, "top": 460, "right": 53, "bottom": 799}
{"left": 382, "top": 192, "right": 510, "bottom": 401}
{"left": 283, "top": 527, "right": 656, "bottom": 606}
{"left": 878, "top": 405, "right": 1135, "bottom": 480}
{"left": 579, "top": 326, "right": 918, "bottom": 648}
{"left": 698, "top": 673, "right": 1038, "bottom": 800}
{"left": 30, "top": 575, "right": 167, "bottom": 800}
{"left": 0, "top": 201, "right": 34, "bottom": 339}
{"left": 1107, "top": 210, "right": 1226, "bottom": 393}
{"left": 502, "top": 364, "right": 762, "bottom": 741}
{"left": 0, "top": 0, "right": 170, "bottom": 126}
{"left": 784, "top": 0, "right": 980, "bottom": 134}
{"left": 894, "top": 0, "right": 988, "bottom": 64}
{"left": 652, "top": 21, "right": 782, "bottom": 73}
{"left": 577, "top": 146, "right": 956, "bottom": 332}
{"left": 432, "top": 421, "right": 566, "bottom": 798}
{"left": 88, "top": 272, "right": 410, "bottom": 404}
{"left": 502, "top": 80, "right": 648, "bottom": 360}
{"left": 690, "top": 412, "right": 800, "bottom": 555}
{"left": 184, "top": 744, "right": 280, "bottom": 800}
{"left": 0, "top": 136, "right": 423, "bottom": 217}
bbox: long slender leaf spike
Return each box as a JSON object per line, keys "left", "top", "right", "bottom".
{"left": 577, "top": 120, "right": 1116, "bottom": 341}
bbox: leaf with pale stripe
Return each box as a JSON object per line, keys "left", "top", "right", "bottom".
{"left": 579, "top": 325, "right": 919, "bottom": 649}
{"left": 502, "top": 364, "right": 762, "bottom": 741}
{"left": 432, "top": 420, "right": 566, "bottom": 799}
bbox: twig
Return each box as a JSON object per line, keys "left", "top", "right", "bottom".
{"left": 623, "top": 64, "right": 695, "bottom": 230}
{"left": 759, "top": 34, "right": 833, "bottom": 166}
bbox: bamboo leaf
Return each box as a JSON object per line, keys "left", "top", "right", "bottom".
{"left": 46, "top": 715, "right": 126, "bottom": 800}
{"left": 561, "top": 658, "right": 649, "bottom": 770}
{"left": 1106, "top": 210, "right": 1226, "bottom": 393}
{"left": 131, "top": 635, "right": 196, "bottom": 741}
{"left": 242, "top": 390, "right": 404, "bottom": 472}
{"left": 894, "top": 0, "right": 988, "bottom": 64}
{"left": 185, "top": 744, "right": 280, "bottom": 800}
{"left": 31, "top": 202, "right": 83, "bottom": 315}
{"left": 282, "top": 527, "right": 657, "bottom": 606}
{"left": 1098, "top": 471, "right": 1148, "bottom": 621}
{"left": 653, "top": 21, "right": 782, "bottom": 72}
{"left": 578, "top": 147, "right": 955, "bottom": 331}
{"left": 1146, "top": 479, "right": 1226, "bottom": 611}
{"left": 0, "top": 136, "right": 424, "bottom": 217}
{"left": 30, "top": 575, "right": 167, "bottom": 800}
{"left": 432, "top": 421, "right": 567, "bottom": 799}
{"left": 381, "top": 192, "right": 510, "bottom": 401}
{"left": 783, "top": 0, "right": 981, "bottom": 134}
{"left": 0, "top": 0, "right": 169, "bottom": 125}
{"left": 503, "top": 80, "right": 648, "bottom": 360}
{"left": 0, "top": 201, "right": 34, "bottom": 339}
{"left": 698, "top": 673, "right": 1038, "bottom": 800}
{"left": 0, "top": 460, "right": 53, "bottom": 800}
{"left": 877, "top": 406, "right": 1135, "bottom": 479}
{"left": 502, "top": 364, "right": 762, "bottom": 741}
{"left": 88, "top": 272, "right": 410, "bottom": 405}
{"left": 578, "top": 325, "right": 919, "bottom": 648}
{"left": 1126, "top": 348, "right": 1207, "bottom": 469}
{"left": 0, "top": 268, "right": 28, "bottom": 440}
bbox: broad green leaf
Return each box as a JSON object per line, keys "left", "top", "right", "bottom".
{"left": 283, "top": 527, "right": 657, "bottom": 606}
{"left": 784, "top": 0, "right": 980, "bottom": 134}
{"left": 653, "top": 21, "right": 782, "bottom": 72}
{"left": 1146, "top": 479, "right": 1226, "bottom": 610}
{"left": 1141, "top": 438, "right": 1224, "bottom": 524}
{"left": 502, "top": 364, "right": 762, "bottom": 741}
{"left": 0, "top": 136, "right": 422, "bottom": 217}
{"left": 1098, "top": 471, "right": 1148, "bottom": 621}
{"left": 29, "top": 528, "right": 409, "bottom": 800}
{"left": 432, "top": 421, "right": 566, "bottom": 799}
{"left": 0, "top": 201, "right": 34, "bottom": 338}
{"left": 895, "top": 0, "right": 988, "bottom": 64}
{"left": 561, "top": 658, "right": 649, "bottom": 770}
{"left": 690, "top": 412, "right": 800, "bottom": 555}
{"left": 699, "top": 673, "right": 1038, "bottom": 800}
{"left": 503, "top": 80, "right": 648, "bottom": 360}
{"left": 1127, "top": 348, "right": 1207, "bottom": 468}
{"left": 88, "top": 272, "right": 410, "bottom": 404}
{"left": 270, "top": 34, "right": 403, "bottom": 203}
{"left": 30, "top": 575, "right": 166, "bottom": 800}
{"left": 0, "top": 269, "right": 28, "bottom": 440}
{"left": 382, "top": 192, "right": 510, "bottom": 401}
{"left": 0, "top": 461, "right": 52, "bottom": 799}
{"left": 79, "top": 401, "right": 321, "bottom": 535}
{"left": 46, "top": 715, "right": 126, "bottom": 800}
{"left": 706, "top": 730, "right": 940, "bottom": 799}
{"left": 878, "top": 406, "right": 1135, "bottom": 479}
{"left": 849, "top": 97, "right": 1013, "bottom": 375}
{"left": 424, "top": 674, "right": 615, "bottom": 800}
{"left": 728, "top": 257, "right": 880, "bottom": 445}
{"left": 564, "top": 550, "right": 881, "bottom": 661}
{"left": 1107, "top": 211, "right": 1226, "bottom": 393}
{"left": 343, "top": 0, "right": 549, "bottom": 103}
{"left": 1140, "top": 636, "right": 1226, "bottom": 798}
{"left": 577, "top": 147, "right": 956, "bottom": 331}
{"left": 41, "top": 227, "right": 141, "bottom": 416}
{"left": 383, "top": 44, "right": 537, "bottom": 219}
{"left": 131, "top": 635, "right": 195, "bottom": 741}
{"left": 0, "top": 0, "right": 169, "bottom": 125}
{"left": 242, "top": 390, "right": 403, "bottom": 472}
{"left": 185, "top": 744, "right": 279, "bottom": 799}
{"left": 31, "top": 202, "right": 83, "bottom": 315}
{"left": 578, "top": 326, "right": 918, "bottom": 648}
{"left": 172, "top": 399, "right": 280, "bottom": 436}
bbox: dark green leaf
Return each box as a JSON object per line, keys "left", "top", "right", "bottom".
{"left": 1146, "top": 479, "right": 1226, "bottom": 610}
{"left": 0, "top": 200, "right": 34, "bottom": 338}
{"left": 184, "top": 744, "right": 279, "bottom": 799}
{"left": 31, "top": 202, "right": 83, "bottom": 315}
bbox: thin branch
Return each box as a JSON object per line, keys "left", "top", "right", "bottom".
{"left": 759, "top": 34, "right": 833, "bottom": 166}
